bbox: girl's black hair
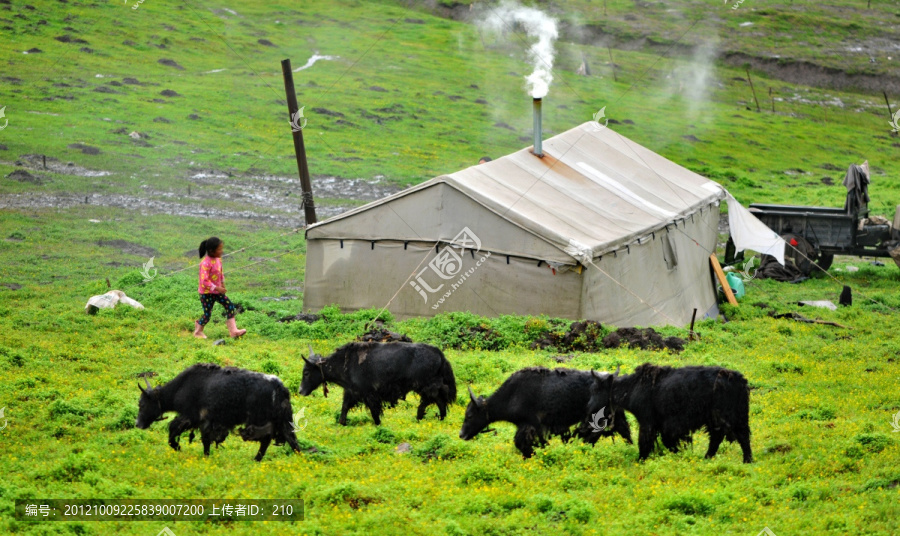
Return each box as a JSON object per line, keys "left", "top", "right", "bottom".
{"left": 199, "top": 236, "right": 222, "bottom": 258}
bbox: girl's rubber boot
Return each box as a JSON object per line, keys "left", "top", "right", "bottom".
{"left": 227, "top": 317, "right": 246, "bottom": 338}
{"left": 194, "top": 321, "right": 208, "bottom": 339}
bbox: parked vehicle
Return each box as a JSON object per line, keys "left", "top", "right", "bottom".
{"left": 741, "top": 163, "right": 898, "bottom": 270}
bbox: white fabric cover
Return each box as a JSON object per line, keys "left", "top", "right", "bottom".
{"left": 726, "top": 193, "right": 786, "bottom": 265}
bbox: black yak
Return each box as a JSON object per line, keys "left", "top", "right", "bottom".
{"left": 459, "top": 367, "right": 632, "bottom": 458}
{"left": 135, "top": 363, "right": 302, "bottom": 461}
{"left": 299, "top": 342, "right": 456, "bottom": 426}
{"left": 588, "top": 363, "right": 753, "bottom": 463}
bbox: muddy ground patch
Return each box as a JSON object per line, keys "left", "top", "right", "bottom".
{"left": 0, "top": 159, "right": 401, "bottom": 227}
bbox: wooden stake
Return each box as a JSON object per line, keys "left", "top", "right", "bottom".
{"left": 769, "top": 87, "right": 775, "bottom": 113}
{"left": 746, "top": 68, "right": 760, "bottom": 112}
{"left": 710, "top": 254, "right": 738, "bottom": 306}
{"left": 689, "top": 307, "right": 700, "bottom": 340}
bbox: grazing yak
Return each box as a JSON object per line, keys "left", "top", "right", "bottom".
{"left": 587, "top": 363, "right": 753, "bottom": 463}
{"left": 459, "top": 367, "right": 632, "bottom": 458}
{"left": 299, "top": 342, "right": 456, "bottom": 426}
{"left": 135, "top": 363, "right": 302, "bottom": 461}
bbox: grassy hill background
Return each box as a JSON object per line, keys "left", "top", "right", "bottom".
{"left": 1, "top": 0, "right": 899, "bottom": 215}
{"left": 1, "top": 0, "right": 899, "bottom": 535}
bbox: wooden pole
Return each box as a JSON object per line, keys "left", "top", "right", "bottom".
{"left": 281, "top": 59, "right": 317, "bottom": 225}
{"left": 769, "top": 87, "right": 775, "bottom": 113}
{"left": 710, "top": 254, "right": 738, "bottom": 306}
{"left": 746, "top": 68, "right": 760, "bottom": 112}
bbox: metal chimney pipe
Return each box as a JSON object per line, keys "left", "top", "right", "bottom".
{"left": 532, "top": 97, "right": 543, "bottom": 158}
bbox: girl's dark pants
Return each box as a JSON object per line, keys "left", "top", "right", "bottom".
{"left": 198, "top": 293, "right": 236, "bottom": 325}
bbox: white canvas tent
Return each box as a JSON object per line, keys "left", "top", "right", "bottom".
{"left": 304, "top": 121, "right": 731, "bottom": 327}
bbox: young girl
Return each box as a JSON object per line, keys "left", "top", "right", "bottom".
{"left": 194, "top": 236, "right": 246, "bottom": 339}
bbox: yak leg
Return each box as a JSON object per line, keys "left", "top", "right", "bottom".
{"left": 200, "top": 430, "right": 212, "bottom": 456}
{"left": 365, "top": 398, "right": 383, "bottom": 426}
{"left": 705, "top": 429, "right": 725, "bottom": 459}
{"left": 513, "top": 425, "right": 538, "bottom": 459}
{"left": 418, "top": 383, "right": 446, "bottom": 420}
{"left": 254, "top": 436, "right": 272, "bottom": 462}
{"left": 199, "top": 421, "right": 217, "bottom": 456}
{"left": 614, "top": 410, "right": 633, "bottom": 444}
{"left": 435, "top": 383, "right": 449, "bottom": 420}
{"left": 168, "top": 416, "right": 193, "bottom": 451}
{"left": 637, "top": 424, "right": 657, "bottom": 461}
{"left": 735, "top": 428, "right": 753, "bottom": 463}
{"left": 416, "top": 395, "right": 432, "bottom": 421}
{"left": 339, "top": 392, "right": 358, "bottom": 426}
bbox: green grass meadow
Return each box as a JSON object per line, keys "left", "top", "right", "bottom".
{"left": 1, "top": 207, "right": 899, "bottom": 535}
{"left": 1, "top": 0, "right": 900, "bottom": 534}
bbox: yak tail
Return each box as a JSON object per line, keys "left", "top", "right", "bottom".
{"left": 283, "top": 422, "right": 302, "bottom": 454}
{"left": 280, "top": 393, "right": 303, "bottom": 455}
{"left": 440, "top": 357, "right": 457, "bottom": 403}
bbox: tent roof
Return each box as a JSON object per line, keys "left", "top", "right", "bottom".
{"left": 307, "top": 122, "right": 726, "bottom": 260}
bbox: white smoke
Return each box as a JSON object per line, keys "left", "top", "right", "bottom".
{"left": 480, "top": 1, "right": 558, "bottom": 98}
{"left": 664, "top": 38, "right": 719, "bottom": 118}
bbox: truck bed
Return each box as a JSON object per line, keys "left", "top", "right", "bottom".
{"left": 748, "top": 203, "right": 853, "bottom": 251}
{"left": 748, "top": 204, "right": 848, "bottom": 217}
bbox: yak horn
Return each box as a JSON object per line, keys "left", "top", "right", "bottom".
{"left": 308, "top": 343, "right": 315, "bottom": 357}
{"left": 143, "top": 377, "right": 152, "bottom": 390}
{"left": 614, "top": 365, "right": 621, "bottom": 377}
{"left": 468, "top": 385, "right": 477, "bottom": 403}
